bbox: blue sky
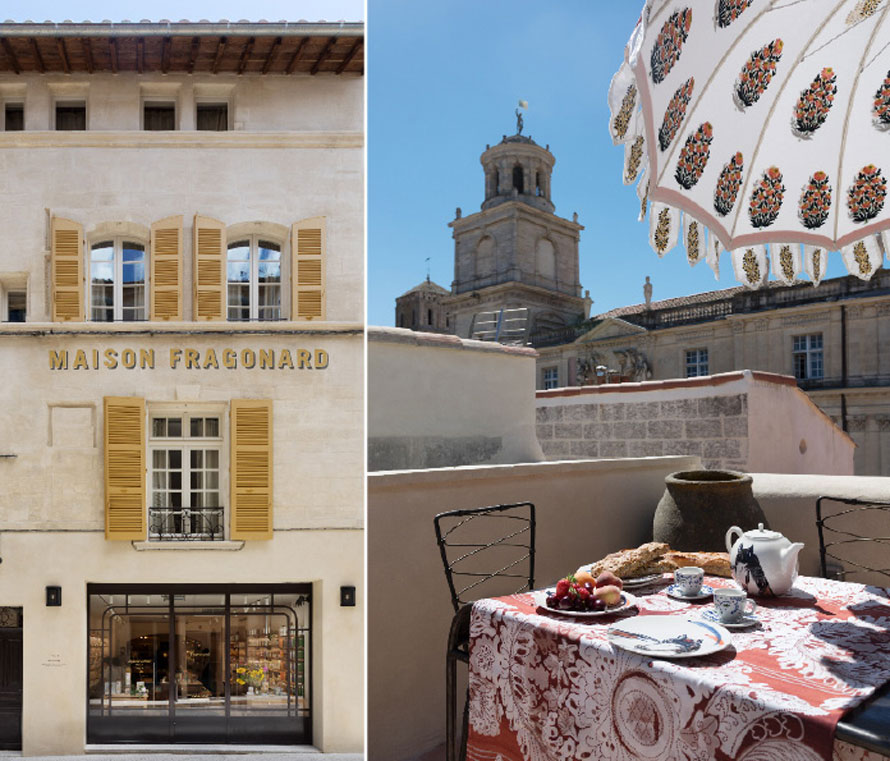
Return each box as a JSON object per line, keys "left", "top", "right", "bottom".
{"left": 367, "top": 0, "right": 847, "bottom": 327}
{"left": 0, "top": 0, "right": 363, "bottom": 22}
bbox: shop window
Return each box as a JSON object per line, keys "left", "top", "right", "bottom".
{"left": 685, "top": 348, "right": 709, "bottom": 377}
{"left": 143, "top": 101, "right": 176, "bottom": 130}
{"left": 543, "top": 366, "right": 559, "bottom": 390}
{"left": 90, "top": 239, "right": 147, "bottom": 321}
{"left": 149, "top": 411, "right": 224, "bottom": 541}
{"left": 197, "top": 102, "right": 229, "bottom": 131}
{"left": 4, "top": 103, "right": 23, "bottom": 131}
{"left": 56, "top": 101, "right": 86, "bottom": 130}
{"left": 793, "top": 333, "right": 823, "bottom": 380}
{"left": 227, "top": 237, "right": 282, "bottom": 321}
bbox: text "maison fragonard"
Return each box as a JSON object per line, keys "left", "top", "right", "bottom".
{"left": 49, "top": 347, "right": 329, "bottom": 371}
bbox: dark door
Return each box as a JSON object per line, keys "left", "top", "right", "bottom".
{"left": 0, "top": 627, "right": 23, "bottom": 750}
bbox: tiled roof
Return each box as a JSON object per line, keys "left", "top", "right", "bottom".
{"left": 399, "top": 279, "right": 450, "bottom": 298}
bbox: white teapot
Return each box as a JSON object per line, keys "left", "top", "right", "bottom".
{"left": 725, "top": 523, "right": 804, "bottom": 597}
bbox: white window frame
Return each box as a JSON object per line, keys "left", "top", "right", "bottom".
{"left": 685, "top": 348, "right": 709, "bottom": 378}
{"left": 792, "top": 333, "right": 824, "bottom": 380}
{"left": 147, "top": 403, "right": 228, "bottom": 541}
{"left": 88, "top": 237, "right": 149, "bottom": 322}
{"left": 0, "top": 275, "right": 27, "bottom": 322}
{"left": 542, "top": 366, "right": 559, "bottom": 390}
{"left": 141, "top": 98, "right": 178, "bottom": 131}
{"left": 226, "top": 234, "right": 284, "bottom": 322}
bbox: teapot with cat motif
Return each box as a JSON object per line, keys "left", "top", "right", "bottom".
{"left": 725, "top": 523, "right": 804, "bottom": 597}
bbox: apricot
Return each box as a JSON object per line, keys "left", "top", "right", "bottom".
{"left": 596, "top": 571, "right": 624, "bottom": 590}
{"left": 594, "top": 584, "right": 623, "bottom": 607}
{"left": 574, "top": 570, "right": 596, "bottom": 587}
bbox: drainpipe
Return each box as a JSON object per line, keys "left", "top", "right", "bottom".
{"left": 841, "top": 304, "right": 848, "bottom": 433}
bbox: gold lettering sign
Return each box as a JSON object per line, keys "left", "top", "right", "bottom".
{"left": 49, "top": 347, "right": 331, "bottom": 371}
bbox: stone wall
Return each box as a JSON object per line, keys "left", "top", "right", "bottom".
{"left": 536, "top": 371, "right": 855, "bottom": 475}
{"left": 537, "top": 392, "right": 748, "bottom": 470}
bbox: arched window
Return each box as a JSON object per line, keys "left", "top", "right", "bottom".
{"left": 535, "top": 238, "right": 556, "bottom": 281}
{"left": 512, "top": 165, "right": 524, "bottom": 194}
{"left": 427, "top": 308, "right": 433, "bottom": 326}
{"left": 227, "top": 236, "right": 282, "bottom": 321}
{"left": 90, "top": 239, "right": 147, "bottom": 321}
{"left": 536, "top": 171, "right": 543, "bottom": 197}
{"left": 490, "top": 170, "right": 499, "bottom": 196}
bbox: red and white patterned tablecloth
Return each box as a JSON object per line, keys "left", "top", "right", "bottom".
{"left": 467, "top": 576, "right": 890, "bottom": 761}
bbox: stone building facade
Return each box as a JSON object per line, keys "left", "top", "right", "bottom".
{"left": 0, "top": 21, "right": 363, "bottom": 755}
{"left": 395, "top": 277, "right": 450, "bottom": 332}
{"left": 536, "top": 272, "right": 890, "bottom": 476}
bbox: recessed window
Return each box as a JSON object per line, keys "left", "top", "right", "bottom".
{"left": 5, "top": 290, "right": 25, "bottom": 322}
{"left": 143, "top": 101, "right": 176, "bottom": 130}
{"left": 56, "top": 101, "right": 86, "bottom": 130}
{"left": 90, "top": 239, "right": 147, "bottom": 321}
{"left": 227, "top": 237, "right": 281, "bottom": 321}
{"left": 685, "top": 348, "right": 709, "bottom": 377}
{"left": 793, "top": 333, "right": 823, "bottom": 380}
{"left": 149, "top": 412, "right": 223, "bottom": 541}
{"left": 197, "top": 102, "right": 228, "bottom": 131}
{"left": 543, "top": 366, "right": 559, "bottom": 390}
{"left": 4, "top": 103, "right": 23, "bottom": 131}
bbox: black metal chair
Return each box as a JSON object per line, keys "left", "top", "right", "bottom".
{"left": 433, "top": 502, "right": 535, "bottom": 761}
{"left": 816, "top": 496, "right": 890, "bottom": 582}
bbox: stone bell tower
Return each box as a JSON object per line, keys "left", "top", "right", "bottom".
{"left": 444, "top": 115, "right": 587, "bottom": 343}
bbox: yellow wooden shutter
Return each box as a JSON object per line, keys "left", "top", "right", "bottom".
{"left": 292, "top": 216, "right": 326, "bottom": 320}
{"left": 104, "top": 396, "right": 146, "bottom": 541}
{"left": 150, "top": 215, "right": 183, "bottom": 321}
{"left": 193, "top": 215, "right": 226, "bottom": 321}
{"left": 230, "top": 400, "right": 273, "bottom": 540}
{"left": 51, "top": 217, "right": 83, "bottom": 321}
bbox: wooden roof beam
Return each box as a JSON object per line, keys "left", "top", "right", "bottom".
{"left": 211, "top": 36, "right": 227, "bottom": 73}
{"left": 336, "top": 38, "right": 362, "bottom": 74}
{"left": 161, "top": 36, "right": 171, "bottom": 73}
{"left": 237, "top": 36, "right": 255, "bottom": 75}
{"left": 1, "top": 39, "right": 21, "bottom": 74}
{"left": 137, "top": 37, "right": 144, "bottom": 73}
{"left": 109, "top": 37, "right": 118, "bottom": 73}
{"left": 310, "top": 36, "right": 337, "bottom": 75}
{"left": 262, "top": 36, "right": 281, "bottom": 74}
{"left": 55, "top": 37, "right": 70, "bottom": 74}
{"left": 29, "top": 38, "right": 45, "bottom": 73}
{"left": 83, "top": 37, "right": 94, "bottom": 73}
{"left": 187, "top": 36, "right": 199, "bottom": 73}
{"left": 285, "top": 37, "right": 308, "bottom": 74}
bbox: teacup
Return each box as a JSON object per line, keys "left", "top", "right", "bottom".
{"left": 673, "top": 566, "right": 704, "bottom": 596}
{"left": 713, "top": 587, "right": 757, "bottom": 623}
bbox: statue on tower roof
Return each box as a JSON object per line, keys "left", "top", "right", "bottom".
{"left": 515, "top": 108, "right": 524, "bottom": 135}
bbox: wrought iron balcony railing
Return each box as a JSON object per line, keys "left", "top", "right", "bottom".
{"left": 148, "top": 507, "right": 224, "bottom": 541}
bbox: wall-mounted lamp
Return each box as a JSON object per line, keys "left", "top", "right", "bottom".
{"left": 46, "top": 586, "right": 62, "bottom": 607}
{"left": 340, "top": 586, "right": 356, "bottom": 607}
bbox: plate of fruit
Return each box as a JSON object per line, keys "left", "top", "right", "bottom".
{"left": 537, "top": 571, "right": 637, "bottom": 618}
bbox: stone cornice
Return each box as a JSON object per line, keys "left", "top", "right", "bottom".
{"left": 449, "top": 199, "right": 582, "bottom": 233}
{"left": 0, "top": 131, "right": 363, "bottom": 150}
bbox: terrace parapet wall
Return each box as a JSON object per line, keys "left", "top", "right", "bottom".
{"left": 536, "top": 370, "right": 855, "bottom": 475}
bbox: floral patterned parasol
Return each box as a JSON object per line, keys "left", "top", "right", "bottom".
{"left": 610, "top": 0, "right": 890, "bottom": 288}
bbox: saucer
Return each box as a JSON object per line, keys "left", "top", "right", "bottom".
{"left": 666, "top": 583, "right": 714, "bottom": 601}
{"left": 700, "top": 606, "right": 759, "bottom": 629}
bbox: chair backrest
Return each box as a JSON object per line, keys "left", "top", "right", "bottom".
{"left": 434, "top": 502, "right": 536, "bottom": 612}
{"left": 816, "top": 496, "right": 890, "bottom": 583}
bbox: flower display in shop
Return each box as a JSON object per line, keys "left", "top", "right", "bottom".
{"left": 234, "top": 665, "right": 267, "bottom": 689}
{"left": 659, "top": 77, "right": 695, "bottom": 151}
{"left": 650, "top": 8, "right": 692, "bottom": 85}
{"left": 794, "top": 68, "right": 837, "bottom": 134}
{"left": 714, "top": 152, "right": 744, "bottom": 216}
{"left": 675, "top": 122, "right": 713, "bottom": 189}
{"left": 749, "top": 166, "right": 785, "bottom": 228}
{"left": 798, "top": 171, "right": 832, "bottom": 228}
{"left": 847, "top": 164, "right": 887, "bottom": 222}
{"left": 736, "top": 39, "right": 783, "bottom": 107}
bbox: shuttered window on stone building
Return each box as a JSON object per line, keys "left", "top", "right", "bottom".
{"left": 104, "top": 396, "right": 147, "bottom": 540}
{"left": 230, "top": 400, "right": 273, "bottom": 540}
{"left": 193, "top": 215, "right": 226, "bottom": 321}
{"left": 150, "top": 216, "right": 183, "bottom": 321}
{"left": 292, "top": 217, "right": 326, "bottom": 320}
{"left": 52, "top": 217, "right": 84, "bottom": 321}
